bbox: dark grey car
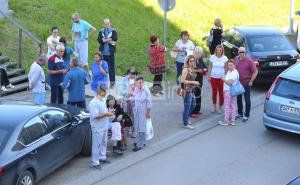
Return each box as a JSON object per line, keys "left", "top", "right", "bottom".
{"left": 222, "top": 26, "right": 300, "bottom": 83}
{"left": 0, "top": 102, "right": 91, "bottom": 185}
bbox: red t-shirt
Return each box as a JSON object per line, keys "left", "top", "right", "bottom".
{"left": 235, "top": 56, "right": 257, "bottom": 86}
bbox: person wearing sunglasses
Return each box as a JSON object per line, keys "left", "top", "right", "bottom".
{"left": 48, "top": 44, "right": 67, "bottom": 104}
{"left": 234, "top": 47, "right": 258, "bottom": 122}
{"left": 119, "top": 67, "right": 138, "bottom": 137}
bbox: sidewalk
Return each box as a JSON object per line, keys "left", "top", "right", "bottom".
{"left": 0, "top": 76, "right": 267, "bottom": 185}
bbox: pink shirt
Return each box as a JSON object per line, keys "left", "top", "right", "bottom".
{"left": 235, "top": 56, "right": 257, "bottom": 86}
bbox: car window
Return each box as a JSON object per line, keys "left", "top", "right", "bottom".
{"left": 19, "top": 116, "right": 48, "bottom": 146}
{"left": 224, "top": 29, "right": 244, "bottom": 48}
{"left": 273, "top": 78, "right": 300, "bottom": 100}
{"left": 0, "top": 126, "right": 12, "bottom": 153}
{"left": 41, "top": 110, "right": 74, "bottom": 132}
{"left": 247, "top": 35, "right": 293, "bottom": 52}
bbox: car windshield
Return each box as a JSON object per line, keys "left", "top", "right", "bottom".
{"left": 0, "top": 126, "right": 12, "bottom": 153}
{"left": 247, "top": 35, "right": 293, "bottom": 52}
{"left": 273, "top": 78, "right": 300, "bottom": 100}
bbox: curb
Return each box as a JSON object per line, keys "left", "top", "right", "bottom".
{"left": 64, "top": 93, "right": 266, "bottom": 185}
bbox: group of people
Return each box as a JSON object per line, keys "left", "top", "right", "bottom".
{"left": 174, "top": 18, "right": 258, "bottom": 130}
{"left": 26, "top": 15, "right": 259, "bottom": 169}
{"left": 26, "top": 12, "right": 153, "bottom": 170}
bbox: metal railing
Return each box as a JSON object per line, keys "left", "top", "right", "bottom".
{"left": 0, "top": 9, "right": 42, "bottom": 68}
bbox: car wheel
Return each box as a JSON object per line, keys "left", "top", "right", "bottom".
{"left": 81, "top": 127, "right": 92, "bottom": 156}
{"left": 265, "top": 125, "right": 276, "bottom": 131}
{"left": 16, "top": 170, "right": 35, "bottom": 185}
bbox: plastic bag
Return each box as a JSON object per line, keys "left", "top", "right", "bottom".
{"left": 146, "top": 118, "right": 154, "bottom": 140}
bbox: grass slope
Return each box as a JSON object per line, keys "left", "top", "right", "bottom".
{"left": 1, "top": 0, "right": 300, "bottom": 80}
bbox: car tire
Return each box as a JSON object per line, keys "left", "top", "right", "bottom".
{"left": 265, "top": 125, "right": 277, "bottom": 131}
{"left": 81, "top": 127, "right": 92, "bottom": 156}
{"left": 16, "top": 170, "right": 35, "bottom": 185}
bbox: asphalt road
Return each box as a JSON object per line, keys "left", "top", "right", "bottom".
{"left": 32, "top": 82, "right": 270, "bottom": 185}
{"left": 96, "top": 101, "right": 300, "bottom": 185}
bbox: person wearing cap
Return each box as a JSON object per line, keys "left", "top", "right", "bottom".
{"left": 62, "top": 58, "right": 89, "bottom": 108}
{"left": 28, "top": 54, "right": 47, "bottom": 105}
{"left": 149, "top": 35, "right": 166, "bottom": 96}
{"left": 48, "top": 44, "right": 67, "bottom": 104}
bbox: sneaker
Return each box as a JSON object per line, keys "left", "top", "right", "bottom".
{"left": 120, "top": 145, "right": 127, "bottom": 151}
{"left": 242, "top": 117, "right": 249, "bottom": 122}
{"left": 132, "top": 146, "right": 142, "bottom": 152}
{"left": 219, "top": 121, "right": 229, "bottom": 126}
{"left": 153, "top": 93, "right": 161, "bottom": 97}
{"left": 99, "top": 159, "right": 111, "bottom": 164}
{"left": 113, "top": 146, "right": 123, "bottom": 155}
{"left": 182, "top": 125, "right": 195, "bottom": 130}
{"left": 236, "top": 114, "right": 243, "bottom": 119}
{"left": 217, "top": 109, "right": 223, "bottom": 114}
{"left": 7, "top": 84, "right": 15, "bottom": 88}
{"left": 89, "top": 164, "right": 101, "bottom": 170}
{"left": 181, "top": 121, "right": 192, "bottom": 126}
{"left": 230, "top": 121, "right": 236, "bottom": 126}
{"left": 211, "top": 108, "right": 216, "bottom": 113}
{"left": 190, "top": 114, "right": 199, "bottom": 118}
{"left": 1, "top": 86, "right": 8, "bottom": 91}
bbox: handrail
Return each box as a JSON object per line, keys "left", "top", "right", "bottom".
{"left": 0, "top": 9, "right": 43, "bottom": 68}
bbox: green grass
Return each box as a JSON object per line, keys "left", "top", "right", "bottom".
{"left": 1, "top": 0, "right": 300, "bottom": 81}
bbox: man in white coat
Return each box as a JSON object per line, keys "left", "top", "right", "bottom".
{"left": 28, "top": 54, "right": 48, "bottom": 105}
{"left": 89, "top": 85, "right": 113, "bottom": 169}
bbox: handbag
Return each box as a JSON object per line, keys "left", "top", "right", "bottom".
{"left": 230, "top": 72, "right": 245, "bottom": 96}
{"left": 146, "top": 118, "right": 154, "bottom": 140}
{"left": 206, "top": 29, "right": 213, "bottom": 47}
{"left": 170, "top": 51, "right": 178, "bottom": 59}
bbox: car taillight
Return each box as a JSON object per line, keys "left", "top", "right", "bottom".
{"left": 250, "top": 58, "right": 260, "bottom": 69}
{"left": 266, "top": 76, "right": 280, "bottom": 101}
{"left": 297, "top": 55, "right": 300, "bottom": 63}
{"left": 0, "top": 166, "right": 3, "bottom": 177}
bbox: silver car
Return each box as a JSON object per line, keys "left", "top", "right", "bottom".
{"left": 263, "top": 62, "right": 300, "bottom": 133}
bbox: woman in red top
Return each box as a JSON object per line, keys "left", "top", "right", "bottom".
{"left": 149, "top": 35, "right": 166, "bottom": 96}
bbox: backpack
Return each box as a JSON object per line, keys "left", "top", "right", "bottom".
{"left": 206, "top": 29, "right": 213, "bottom": 47}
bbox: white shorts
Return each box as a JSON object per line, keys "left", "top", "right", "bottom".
{"left": 74, "top": 40, "right": 88, "bottom": 66}
{"left": 109, "top": 122, "right": 122, "bottom": 141}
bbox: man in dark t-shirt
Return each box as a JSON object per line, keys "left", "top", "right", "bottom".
{"left": 48, "top": 44, "right": 67, "bottom": 104}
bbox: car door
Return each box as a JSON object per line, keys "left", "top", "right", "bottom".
{"left": 41, "top": 110, "right": 82, "bottom": 163}
{"left": 19, "top": 115, "right": 59, "bottom": 178}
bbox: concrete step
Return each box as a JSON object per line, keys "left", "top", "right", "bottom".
{"left": 0, "top": 56, "right": 9, "bottom": 64}
{"left": 10, "top": 74, "right": 28, "bottom": 85}
{"left": 7, "top": 68, "right": 25, "bottom": 78}
{"left": 0, "top": 82, "right": 28, "bottom": 97}
{"left": 1, "top": 61, "right": 18, "bottom": 69}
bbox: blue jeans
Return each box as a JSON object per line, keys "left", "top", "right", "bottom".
{"left": 237, "top": 85, "right": 251, "bottom": 117}
{"left": 176, "top": 61, "right": 184, "bottom": 85}
{"left": 183, "top": 92, "right": 196, "bottom": 126}
{"left": 33, "top": 92, "right": 45, "bottom": 105}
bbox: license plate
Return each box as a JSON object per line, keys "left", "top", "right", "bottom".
{"left": 280, "top": 105, "right": 300, "bottom": 115}
{"left": 269, "top": 61, "right": 288, "bottom": 67}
